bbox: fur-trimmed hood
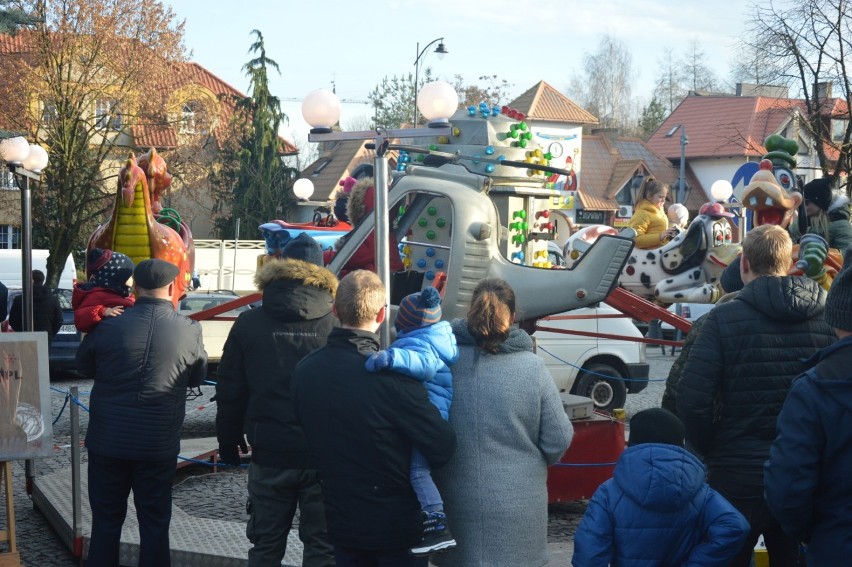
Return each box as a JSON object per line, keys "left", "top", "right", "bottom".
{"left": 255, "top": 258, "right": 338, "bottom": 296}
{"left": 346, "top": 177, "right": 374, "bottom": 226}
{"left": 828, "top": 193, "right": 851, "bottom": 217}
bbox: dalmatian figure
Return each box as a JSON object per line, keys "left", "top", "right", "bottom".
{"left": 564, "top": 202, "right": 741, "bottom": 304}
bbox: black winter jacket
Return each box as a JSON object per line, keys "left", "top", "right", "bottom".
{"left": 677, "top": 275, "right": 834, "bottom": 471}
{"left": 293, "top": 328, "right": 457, "bottom": 550}
{"left": 215, "top": 259, "right": 337, "bottom": 469}
{"left": 77, "top": 296, "right": 207, "bottom": 460}
{"left": 10, "top": 284, "right": 62, "bottom": 339}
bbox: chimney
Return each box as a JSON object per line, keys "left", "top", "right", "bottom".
{"left": 591, "top": 127, "right": 620, "bottom": 153}
{"left": 812, "top": 82, "right": 833, "bottom": 99}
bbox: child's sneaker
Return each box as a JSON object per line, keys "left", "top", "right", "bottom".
{"left": 410, "top": 510, "right": 457, "bottom": 556}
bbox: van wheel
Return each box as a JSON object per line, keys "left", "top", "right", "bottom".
{"left": 575, "top": 364, "right": 627, "bottom": 412}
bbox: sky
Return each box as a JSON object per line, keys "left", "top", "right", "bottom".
{"left": 164, "top": 0, "right": 754, "bottom": 147}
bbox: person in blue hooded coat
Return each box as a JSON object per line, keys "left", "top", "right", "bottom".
{"left": 572, "top": 408, "right": 749, "bottom": 567}
{"left": 764, "top": 249, "right": 852, "bottom": 566}
{"left": 366, "top": 286, "right": 458, "bottom": 557}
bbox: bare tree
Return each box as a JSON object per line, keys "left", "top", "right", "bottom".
{"left": 727, "top": 42, "right": 785, "bottom": 89}
{"left": 654, "top": 46, "right": 687, "bottom": 113}
{"left": 569, "top": 34, "right": 634, "bottom": 130}
{"left": 745, "top": 0, "right": 852, "bottom": 192}
{"left": 451, "top": 74, "right": 514, "bottom": 108}
{"left": 681, "top": 39, "right": 720, "bottom": 93}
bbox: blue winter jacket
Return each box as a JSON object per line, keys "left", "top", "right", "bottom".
{"left": 572, "top": 443, "right": 749, "bottom": 567}
{"left": 383, "top": 321, "right": 458, "bottom": 419}
{"left": 765, "top": 334, "right": 852, "bottom": 566}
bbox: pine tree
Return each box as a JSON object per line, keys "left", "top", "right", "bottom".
{"left": 221, "top": 30, "right": 298, "bottom": 239}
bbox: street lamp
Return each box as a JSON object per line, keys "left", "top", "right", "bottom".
{"left": 0, "top": 136, "right": 50, "bottom": 333}
{"left": 678, "top": 126, "right": 688, "bottom": 204}
{"left": 413, "top": 38, "right": 448, "bottom": 125}
{"left": 302, "top": 82, "right": 457, "bottom": 345}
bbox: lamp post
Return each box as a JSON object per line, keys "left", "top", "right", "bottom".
{"left": 413, "top": 38, "right": 448, "bottom": 126}
{"left": 0, "top": 137, "right": 49, "bottom": 332}
{"left": 678, "top": 126, "right": 688, "bottom": 205}
{"left": 0, "top": 135, "right": 49, "bottom": 491}
{"left": 302, "top": 82, "right": 457, "bottom": 346}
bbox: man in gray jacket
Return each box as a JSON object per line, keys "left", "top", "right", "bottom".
{"left": 77, "top": 258, "right": 207, "bottom": 567}
{"left": 677, "top": 225, "right": 835, "bottom": 567}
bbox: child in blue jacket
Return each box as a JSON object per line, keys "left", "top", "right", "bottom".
{"left": 572, "top": 408, "right": 749, "bottom": 566}
{"left": 366, "top": 286, "right": 458, "bottom": 557}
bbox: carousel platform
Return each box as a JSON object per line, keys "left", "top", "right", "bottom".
{"left": 30, "top": 437, "right": 305, "bottom": 566}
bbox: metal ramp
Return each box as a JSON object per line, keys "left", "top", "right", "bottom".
{"left": 31, "top": 438, "right": 305, "bottom": 566}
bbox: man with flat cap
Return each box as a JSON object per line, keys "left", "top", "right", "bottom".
{"left": 77, "top": 258, "right": 207, "bottom": 567}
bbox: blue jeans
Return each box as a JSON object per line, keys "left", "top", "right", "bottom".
{"left": 410, "top": 448, "right": 442, "bottom": 512}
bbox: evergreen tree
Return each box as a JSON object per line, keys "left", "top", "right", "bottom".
{"left": 639, "top": 97, "right": 667, "bottom": 139}
{"left": 218, "top": 29, "right": 298, "bottom": 239}
{"left": 0, "top": 0, "right": 39, "bottom": 33}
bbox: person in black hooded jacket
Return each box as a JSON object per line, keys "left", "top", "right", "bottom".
{"left": 10, "top": 269, "right": 62, "bottom": 340}
{"left": 215, "top": 233, "right": 338, "bottom": 567}
{"left": 677, "top": 225, "right": 835, "bottom": 567}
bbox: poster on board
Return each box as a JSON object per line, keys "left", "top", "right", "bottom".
{"left": 0, "top": 333, "right": 52, "bottom": 460}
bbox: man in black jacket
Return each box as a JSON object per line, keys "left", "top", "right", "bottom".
{"left": 677, "top": 225, "right": 835, "bottom": 567}
{"left": 10, "top": 269, "right": 62, "bottom": 340}
{"left": 77, "top": 259, "right": 207, "bottom": 567}
{"left": 293, "top": 270, "right": 456, "bottom": 566}
{"left": 216, "top": 234, "right": 337, "bottom": 567}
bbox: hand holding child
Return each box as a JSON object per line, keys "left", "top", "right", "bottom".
{"left": 103, "top": 306, "right": 125, "bottom": 317}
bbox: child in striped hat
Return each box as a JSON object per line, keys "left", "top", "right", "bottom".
{"left": 365, "top": 286, "right": 459, "bottom": 556}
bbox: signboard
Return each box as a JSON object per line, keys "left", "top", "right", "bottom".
{"left": 0, "top": 333, "right": 52, "bottom": 459}
{"left": 576, "top": 210, "right": 606, "bottom": 225}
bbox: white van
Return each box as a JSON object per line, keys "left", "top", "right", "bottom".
{"left": 533, "top": 304, "right": 649, "bottom": 411}
{"left": 0, "top": 249, "right": 77, "bottom": 289}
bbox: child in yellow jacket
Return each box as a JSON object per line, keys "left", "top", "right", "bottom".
{"left": 628, "top": 177, "right": 679, "bottom": 249}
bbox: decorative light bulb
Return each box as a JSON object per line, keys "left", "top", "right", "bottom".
{"left": 22, "top": 144, "right": 49, "bottom": 173}
{"left": 710, "top": 179, "right": 734, "bottom": 202}
{"left": 0, "top": 136, "right": 30, "bottom": 165}
{"left": 301, "top": 89, "right": 341, "bottom": 132}
{"left": 417, "top": 81, "right": 459, "bottom": 124}
{"left": 293, "top": 178, "right": 315, "bottom": 200}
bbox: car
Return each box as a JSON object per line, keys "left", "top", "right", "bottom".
{"left": 179, "top": 291, "right": 253, "bottom": 372}
{"left": 533, "top": 303, "right": 649, "bottom": 412}
{"left": 660, "top": 302, "right": 714, "bottom": 339}
{"left": 2, "top": 287, "right": 82, "bottom": 376}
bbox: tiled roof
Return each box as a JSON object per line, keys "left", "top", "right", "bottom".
{"left": 0, "top": 32, "right": 298, "bottom": 155}
{"left": 647, "top": 95, "right": 804, "bottom": 160}
{"left": 509, "top": 81, "right": 598, "bottom": 125}
{"left": 301, "top": 140, "right": 398, "bottom": 202}
{"left": 579, "top": 134, "right": 707, "bottom": 212}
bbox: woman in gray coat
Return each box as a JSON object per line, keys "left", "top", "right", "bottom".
{"left": 432, "top": 278, "right": 574, "bottom": 567}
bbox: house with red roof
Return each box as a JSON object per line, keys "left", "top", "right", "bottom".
{"left": 0, "top": 31, "right": 297, "bottom": 241}
{"left": 646, "top": 88, "right": 824, "bottom": 201}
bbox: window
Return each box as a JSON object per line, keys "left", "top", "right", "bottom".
{"left": 0, "top": 226, "right": 21, "bottom": 249}
{"left": 832, "top": 119, "right": 848, "bottom": 143}
{"left": 0, "top": 171, "right": 15, "bottom": 190}
{"left": 180, "top": 100, "right": 207, "bottom": 135}
{"left": 95, "top": 98, "right": 122, "bottom": 130}
{"left": 41, "top": 99, "right": 58, "bottom": 125}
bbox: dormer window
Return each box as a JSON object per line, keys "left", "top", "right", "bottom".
{"left": 180, "top": 100, "right": 208, "bottom": 135}
{"left": 832, "top": 118, "right": 848, "bottom": 142}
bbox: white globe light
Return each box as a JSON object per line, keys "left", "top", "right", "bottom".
{"left": 22, "top": 144, "right": 49, "bottom": 173}
{"left": 0, "top": 136, "right": 30, "bottom": 165}
{"left": 710, "top": 179, "right": 734, "bottom": 202}
{"left": 293, "top": 178, "right": 315, "bottom": 200}
{"left": 417, "top": 81, "right": 459, "bottom": 122}
{"left": 301, "top": 89, "right": 341, "bottom": 131}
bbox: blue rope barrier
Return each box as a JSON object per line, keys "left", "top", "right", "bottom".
{"left": 552, "top": 462, "right": 618, "bottom": 468}
{"left": 536, "top": 346, "right": 668, "bottom": 382}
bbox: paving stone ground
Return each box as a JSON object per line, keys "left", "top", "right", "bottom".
{"left": 7, "top": 350, "right": 674, "bottom": 566}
